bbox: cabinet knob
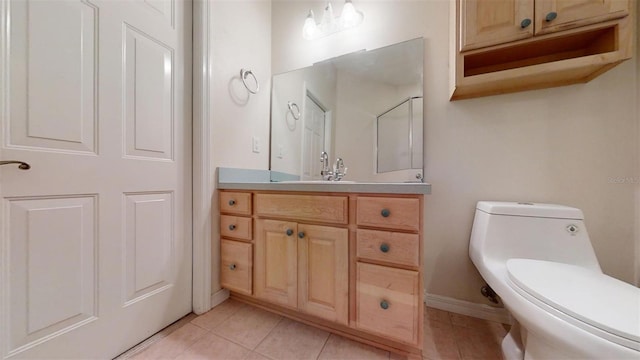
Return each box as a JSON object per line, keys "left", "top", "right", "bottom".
{"left": 229, "top": 264, "right": 237, "bottom": 270}
{"left": 380, "top": 300, "right": 389, "bottom": 310}
{"left": 381, "top": 209, "right": 390, "bottom": 217}
{"left": 545, "top": 12, "right": 557, "bottom": 22}
{"left": 380, "top": 243, "right": 390, "bottom": 253}
{"left": 228, "top": 224, "right": 236, "bottom": 231}
{"left": 285, "top": 228, "right": 293, "bottom": 236}
{"left": 228, "top": 199, "right": 236, "bottom": 206}
{"left": 520, "top": 18, "right": 531, "bottom": 28}
{"left": 298, "top": 231, "right": 305, "bottom": 239}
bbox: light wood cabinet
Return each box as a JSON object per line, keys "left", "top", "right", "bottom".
{"left": 297, "top": 223, "right": 349, "bottom": 325}
{"left": 254, "top": 219, "right": 298, "bottom": 308}
{"left": 220, "top": 239, "right": 252, "bottom": 295}
{"left": 356, "top": 263, "right": 420, "bottom": 345}
{"left": 356, "top": 229, "right": 420, "bottom": 268}
{"left": 219, "top": 192, "right": 254, "bottom": 295}
{"left": 254, "top": 219, "right": 349, "bottom": 323}
{"left": 461, "top": 0, "right": 534, "bottom": 51}
{"left": 354, "top": 195, "right": 423, "bottom": 347}
{"left": 451, "top": 0, "right": 634, "bottom": 100}
{"left": 535, "top": 0, "right": 629, "bottom": 35}
{"left": 219, "top": 190, "right": 424, "bottom": 358}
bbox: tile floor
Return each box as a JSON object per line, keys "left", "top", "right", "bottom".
{"left": 128, "top": 299, "right": 509, "bottom": 360}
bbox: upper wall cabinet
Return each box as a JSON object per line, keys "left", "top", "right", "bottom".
{"left": 450, "top": 0, "right": 634, "bottom": 100}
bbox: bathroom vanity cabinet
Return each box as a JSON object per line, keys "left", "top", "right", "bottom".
{"left": 451, "top": 0, "right": 634, "bottom": 100}
{"left": 219, "top": 189, "right": 424, "bottom": 358}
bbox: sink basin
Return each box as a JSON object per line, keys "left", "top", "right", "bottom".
{"left": 277, "top": 180, "right": 356, "bottom": 184}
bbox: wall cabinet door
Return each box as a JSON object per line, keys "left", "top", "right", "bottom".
{"left": 255, "top": 219, "right": 298, "bottom": 308}
{"left": 535, "top": 0, "right": 629, "bottom": 35}
{"left": 297, "top": 224, "right": 349, "bottom": 325}
{"left": 461, "top": 0, "right": 534, "bottom": 51}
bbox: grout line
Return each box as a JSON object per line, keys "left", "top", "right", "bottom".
{"left": 251, "top": 315, "right": 284, "bottom": 353}
{"left": 315, "top": 332, "right": 332, "bottom": 360}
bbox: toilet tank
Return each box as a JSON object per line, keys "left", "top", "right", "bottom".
{"left": 469, "top": 201, "right": 601, "bottom": 272}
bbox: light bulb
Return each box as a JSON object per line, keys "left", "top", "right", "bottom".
{"left": 340, "top": 0, "right": 362, "bottom": 29}
{"left": 302, "top": 10, "right": 318, "bottom": 40}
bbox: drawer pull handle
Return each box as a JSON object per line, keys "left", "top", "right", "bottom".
{"left": 380, "top": 300, "right": 389, "bottom": 310}
{"left": 228, "top": 224, "right": 236, "bottom": 231}
{"left": 228, "top": 199, "right": 236, "bottom": 206}
{"left": 380, "top": 243, "right": 390, "bottom": 253}
{"left": 381, "top": 209, "right": 390, "bottom": 217}
{"left": 298, "top": 231, "right": 305, "bottom": 239}
{"left": 229, "top": 264, "right": 237, "bottom": 270}
{"left": 285, "top": 228, "right": 294, "bottom": 236}
{"left": 545, "top": 12, "right": 557, "bottom": 22}
{"left": 520, "top": 18, "right": 531, "bottom": 28}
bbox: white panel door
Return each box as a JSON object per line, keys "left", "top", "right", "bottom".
{"left": 301, "top": 96, "right": 325, "bottom": 181}
{"left": 0, "top": 0, "right": 192, "bottom": 358}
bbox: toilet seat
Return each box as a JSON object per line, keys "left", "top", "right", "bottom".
{"left": 506, "top": 259, "right": 640, "bottom": 351}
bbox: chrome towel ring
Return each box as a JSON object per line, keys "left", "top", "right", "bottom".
{"left": 240, "top": 69, "right": 259, "bottom": 94}
{"left": 287, "top": 101, "right": 301, "bottom": 120}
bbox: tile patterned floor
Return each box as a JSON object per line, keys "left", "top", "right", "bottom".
{"left": 129, "top": 299, "right": 509, "bottom": 360}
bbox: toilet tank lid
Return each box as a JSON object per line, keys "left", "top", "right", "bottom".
{"left": 476, "top": 201, "right": 584, "bottom": 220}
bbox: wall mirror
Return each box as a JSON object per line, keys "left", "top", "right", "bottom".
{"left": 269, "top": 38, "right": 424, "bottom": 182}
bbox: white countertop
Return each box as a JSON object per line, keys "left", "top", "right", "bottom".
{"left": 217, "top": 181, "right": 431, "bottom": 194}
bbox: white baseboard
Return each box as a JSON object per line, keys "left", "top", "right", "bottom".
{"left": 424, "top": 292, "right": 513, "bottom": 325}
{"left": 210, "top": 288, "right": 230, "bottom": 308}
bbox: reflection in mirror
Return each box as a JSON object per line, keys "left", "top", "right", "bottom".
{"left": 377, "top": 96, "right": 423, "bottom": 173}
{"left": 270, "top": 38, "right": 423, "bottom": 182}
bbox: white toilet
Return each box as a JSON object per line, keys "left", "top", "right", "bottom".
{"left": 469, "top": 201, "right": 639, "bottom": 359}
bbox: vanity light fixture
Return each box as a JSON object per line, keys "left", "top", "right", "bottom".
{"left": 302, "top": 1, "right": 364, "bottom": 40}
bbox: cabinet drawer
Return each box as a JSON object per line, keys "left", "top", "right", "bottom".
{"left": 356, "top": 263, "right": 420, "bottom": 345}
{"left": 221, "top": 240, "right": 252, "bottom": 295}
{"left": 220, "top": 192, "right": 252, "bottom": 215}
{"left": 356, "top": 197, "right": 420, "bottom": 231}
{"left": 255, "top": 194, "right": 348, "bottom": 224}
{"left": 356, "top": 229, "right": 419, "bottom": 268}
{"left": 221, "top": 215, "right": 252, "bottom": 241}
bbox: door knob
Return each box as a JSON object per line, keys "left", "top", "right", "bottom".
{"left": 0, "top": 161, "right": 30, "bottom": 170}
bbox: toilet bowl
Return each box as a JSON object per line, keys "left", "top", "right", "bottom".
{"left": 469, "top": 201, "right": 640, "bottom": 359}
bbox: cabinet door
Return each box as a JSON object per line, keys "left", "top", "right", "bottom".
{"left": 297, "top": 224, "right": 349, "bottom": 325}
{"left": 461, "top": 0, "right": 534, "bottom": 51}
{"left": 254, "top": 219, "right": 298, "bottom": 308}
{"left": 535, "top": 0, "right": 629, "bottom": 35}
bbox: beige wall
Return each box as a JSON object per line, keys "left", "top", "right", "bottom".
{"left": 272, "top": 1, "right": 639, "bottom": 304}
{"left": 636, "top": 1, "right": 640, "bottom": 287}
{"left": 209, "top": 1, "right": 271, "bottom": 292}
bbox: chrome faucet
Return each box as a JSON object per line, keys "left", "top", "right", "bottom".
{"left": 333, "top": 158, "right": 347, "bottom": 181}
{"left": 320, "top": 151, "right": 333, "bottom": 180}
{"left": 320, "top": 152, "right": 348, "bottom": 181}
